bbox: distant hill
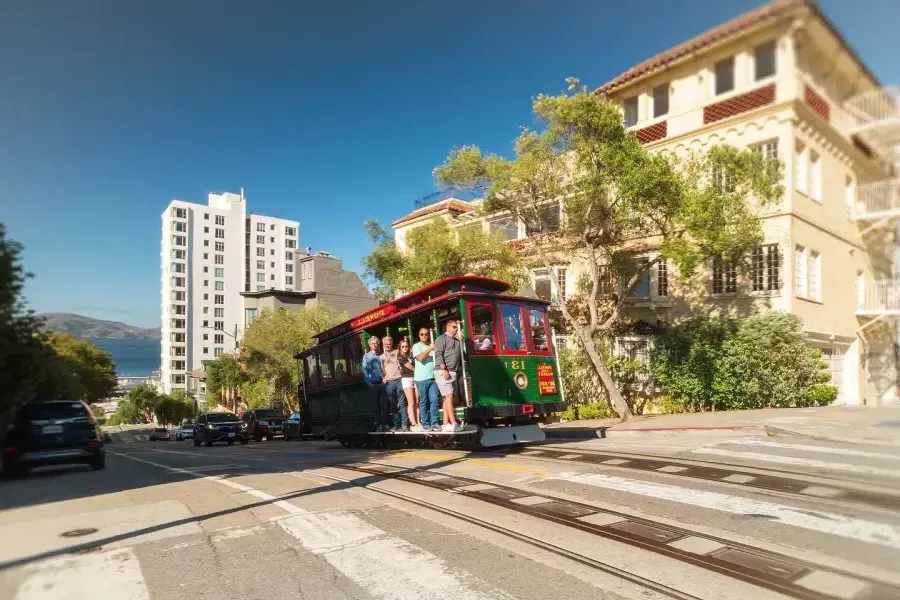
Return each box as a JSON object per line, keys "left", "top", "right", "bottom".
{"left": 38, "top": 313, "right": 161, "bottom": 340}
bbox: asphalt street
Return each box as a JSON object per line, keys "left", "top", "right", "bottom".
{"left": 2, "top": 429, "right": 899, "bottom": 600}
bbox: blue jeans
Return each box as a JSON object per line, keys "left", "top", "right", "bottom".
{"left": 368, "top": 383, "right": 390, "bottom": 428}
{"left": 415, "top": 379, "right": 440, "bottom": 429}
{"left": 384, "top": 380, "right": 408, "bottom": 429}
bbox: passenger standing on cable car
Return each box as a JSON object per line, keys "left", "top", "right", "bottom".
{"left": 413, "top": 327, "right": 441, "bottom": 432}
{"left": 381, "top": 336, "right": 409, "bottom": 432}
{"left": 362, "top": 336, "right": 390, "bottom": 431}
{"left": 433, "top": 319, "right": 463, "bottom": 432}
{"left": 398, "top": 339, "right": 421, "bottom": 431}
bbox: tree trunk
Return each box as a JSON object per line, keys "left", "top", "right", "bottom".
{"left": 576, "top": 327, "right": 633, "bottom": 422}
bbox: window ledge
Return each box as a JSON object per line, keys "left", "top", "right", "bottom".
{"left": 710, "top": 293, "right": 738, "bottom": 299}
{"left": 747, "top": 290, "right": 781, "bottom": 298}
{"left": 625, "top": 297, "right": 674, "bottom": 308}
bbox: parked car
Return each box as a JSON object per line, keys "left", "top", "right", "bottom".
{"left": 242, "top": 409, "right": 286, "bottom": 441}
{"left": 175, "top": 421, "right": 194, "bottom": 441}
{"left": 283, "top": 412, "right": 302, "bottom": 441}
{"left": 2, "top": 400, "right": 106, "bottom": 477}
{"left": 193, "top": 413, "right": 249, "bottom": 447}
{"left": 149, "top": 427, "right": 170, "bottom": 441}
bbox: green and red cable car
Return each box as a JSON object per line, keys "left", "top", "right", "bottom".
{"left": 297, "top": 275, "right": 566, "bottom": 447}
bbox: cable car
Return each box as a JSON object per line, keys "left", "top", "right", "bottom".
{"left": 297, "top": 275, "right": 566, "bottom": 447}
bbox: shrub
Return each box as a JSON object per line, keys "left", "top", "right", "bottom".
{"left": 557, "top": 344, "right": 642, "bottom": 418}
{"left": 651, "top": 316, "right": 736, "bottom": 412}
{"left": 652, "top": 312, "right": 836, "bottom": 411}
{"left": 714, "top": 313, "right": 835, "bottom": 409}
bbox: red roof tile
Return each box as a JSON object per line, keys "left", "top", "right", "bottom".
{"left": 595, "top": 0, "right": 805, "bottom": 94}
{"left": 391, "top": 199, "right": 476, "bottom": 227}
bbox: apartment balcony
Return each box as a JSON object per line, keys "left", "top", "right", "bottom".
{"left": 857, "top": 280, "right": 900, "bottom": 316}
{"left": 850, "top": 178, "right": 900, "bottom": 220}
{"left": 844, "top": 86, "right": 900, "bottom": 161}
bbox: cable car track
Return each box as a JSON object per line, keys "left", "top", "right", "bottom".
{"left": 494, "top": 446, "right": 900, "bottom": 512}
{"left": 320, "top": 461, "right": 899, "bottom": 600}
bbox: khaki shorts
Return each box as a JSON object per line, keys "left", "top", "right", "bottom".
{"left": 435, "top": 371, "right": 457, "bottom": 397}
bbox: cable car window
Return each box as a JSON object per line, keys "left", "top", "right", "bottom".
{"left": 469, "top": 303, "right": 497, "bottom": 354}
{"left": 305, "top": 354, "right": 318, "bottom": 389}
{"left": 347, "top": 335, "right": 364, "bottom": 377}
{"left": 332, "top": 343, "right": 347, "bottom": 381}
{"left": 317, "top": 350, "right": 332, "bottom": 383}
{"left": 500, "top": 303, "right": 527, "bottom": 353}
{"left": 529, "top": 308, "right": 550, "bottom": 354}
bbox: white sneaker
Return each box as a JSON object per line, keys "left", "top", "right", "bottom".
{"left": 410, "top": 424, "right": 423, "bottom": 432}
{"left": 452, "top": 423, "right": 464, "bottom": 432}
{"left": 441, "top": 424, "right": 454, "bottom": 432}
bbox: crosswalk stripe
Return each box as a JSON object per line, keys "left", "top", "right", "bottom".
{"left": 547, "top": 471, "right": 900, "bottom": 549}
{"left": 111, "top": 451, "right": 516, "bottom": 600}
{"left": 14, "top": 547, "right": 150, "bottom": 600}
{"left": 279, "top": 511, "right": 516, "bottom": 600}
{"left": 727, "top": 439, "right": 900, "bottom": 461}
{"left": 690, "top": 448, "right": 900, "bottom": 478}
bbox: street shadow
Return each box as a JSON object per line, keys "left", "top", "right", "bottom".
{"left": 0, "top": 434, "right": 479, "bottom": 571}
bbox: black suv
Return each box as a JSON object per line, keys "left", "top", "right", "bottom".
{"left": 2, "top": 400, "right": 106, "bottom": 477}
{"left": 242, "top": 409, "right": 286, "bottom": 441}
{"left": 193, "top": 412, "right": 249, "bottom": 447}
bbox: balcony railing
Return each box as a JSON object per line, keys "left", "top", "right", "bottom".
{"left": 850, "top": 178, "right": 900, "bottom": 220}
{"left": 857, "top": 279, "right": 900, "bottom": 315}
{"left": 843, "top": 86, "right": 900, "bottom": 161}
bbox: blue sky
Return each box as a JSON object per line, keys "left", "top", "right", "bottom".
{"left": 1, "top": 0, "right": 897, "bottom": 328}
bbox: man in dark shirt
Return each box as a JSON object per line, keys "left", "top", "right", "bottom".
{"left": 433, "top": 319, "right": 463, "bottom": 432}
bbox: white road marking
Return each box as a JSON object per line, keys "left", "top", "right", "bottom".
{"left": 557, "top": 454, "right": 583, "bottom": 460}
{"left": 211, "top": 525, "right": 268, "bottom": 542}
{"left": 603, "top": 459, "right": 631, "bottom": 465}
{"left": 111, "top": 451, "right": 515, "bottom": 600}
{"left": 691, "top": 448, "right": 900, "bottom": 478}
{"left": 722, "top": 439, "right": 900, "bottom": 461}
{"left": 656, "top": 465, "right": 688, "bottom": 473}
{"left": 576, "top": 513, "right": 627, "bottom": 526}
{"left": 279, "top": 511, "right": 516, "bottom": 600}
{"left": 510, "top": 496, "right": 554, "bottom": 506}
{"left": 800, "top": 486, "right": 843, "bottom": 498}
{"left": 548, "top": 472, "right": 900, "bottom": 549}
{"left": 667, "top": 536, "right": 726, "bottom": 555}
{"left": 14, "top": 547, "right": 150, "bottom": 600}
{"left": 794, "top": 570, "right": 869, "bottom": 600}
{"left": 720, "top": 474, "right": 755, "bottom": 484}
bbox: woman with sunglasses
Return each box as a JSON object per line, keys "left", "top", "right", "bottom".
{"left": 398, "top": 338, "right": 422, "bottom": 431}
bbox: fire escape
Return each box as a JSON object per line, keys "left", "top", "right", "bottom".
{"left": 845, "top": 86, "right": 900, "bottom": 402}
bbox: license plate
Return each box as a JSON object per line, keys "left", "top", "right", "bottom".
{"left": 42, "top": 425, "right": 63, "bottom": 434}
{"left": 228, "top": 432, "right": 235, "bottom": 437}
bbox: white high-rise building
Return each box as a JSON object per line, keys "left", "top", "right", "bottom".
{"left": 160, "top": 191, "right": 299, "bottom": 393}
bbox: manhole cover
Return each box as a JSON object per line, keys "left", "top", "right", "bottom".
{"left": 73, "top": 546, "right": 103, "bottom": 554}
{"left": 61, "top": 528, "right": 98, "bottom": 538}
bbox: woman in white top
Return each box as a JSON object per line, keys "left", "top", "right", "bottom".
{"left": 398, "top": 339, "right": 421, "bottom": 431}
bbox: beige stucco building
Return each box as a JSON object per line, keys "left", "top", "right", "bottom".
{"left": 391, "top": 0, "right": 900, "bottom": 406}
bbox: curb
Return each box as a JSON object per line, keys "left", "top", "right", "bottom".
{"left": 543, "top": 424, "right": 762, "bottom": 440}
{"left": 764, "top": 425, "right": 900, "bottom": 448}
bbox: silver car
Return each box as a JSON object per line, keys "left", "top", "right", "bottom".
{"left": 175, "top": 421, "right": 195, "bottom": 441}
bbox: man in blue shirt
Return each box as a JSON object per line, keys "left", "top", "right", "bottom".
{"left": 413, "top": 327, "right": 441, "bottom": 432}
{"left": 362, "top": 335, "right": 390, "bottom": 431}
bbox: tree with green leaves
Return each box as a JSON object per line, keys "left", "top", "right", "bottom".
{"left": 240, "top": 305, "right": 344, "bottom": 411}
{"left": 204, "top": 354, "right": 245, "bottom": 412}
{"left": 46, "top": 333, "right": 117, "bottom": 403}
{"left": 123, "top": 382, "right": 163, "bottom": 422}
{"left": 0, "top": 225, "right": 58, "bottom": 421}
{"left": 362, "top": 218, "right": 525, "bottom": 302}
{"left": 436, "top": 79, "right": 783, "bottom": 421}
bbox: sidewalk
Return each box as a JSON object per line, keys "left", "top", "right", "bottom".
{"left": 541, "top": 405, "right": 900, "bottom": 445}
